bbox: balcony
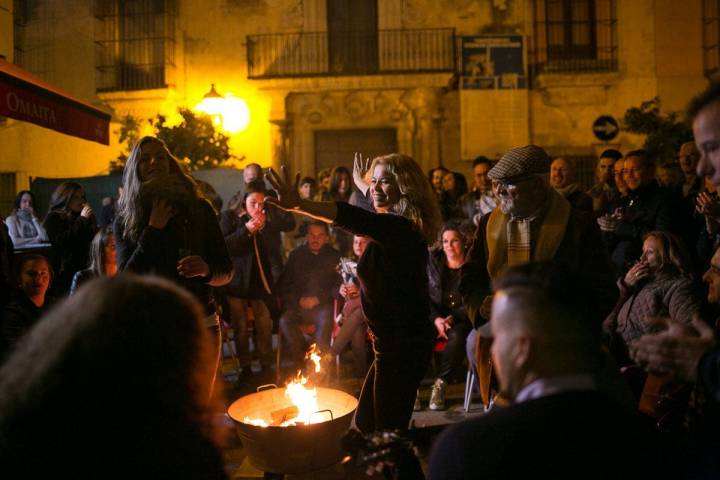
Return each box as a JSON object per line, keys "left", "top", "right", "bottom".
{"left": 247, "top": 28, "right": 456, "bottom": 79}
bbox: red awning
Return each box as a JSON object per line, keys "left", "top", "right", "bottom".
{"left": 0, "top": 58, "right": 110, "bottom": 145}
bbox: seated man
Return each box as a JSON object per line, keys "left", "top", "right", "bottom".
{"left": 430, "top": 262, "right": 661, "bottom": 479}
{"left": 277, "top": 221, "right": 341, "bottom": 369}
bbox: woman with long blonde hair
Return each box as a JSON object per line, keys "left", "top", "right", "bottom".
{"left": 267, "top": 153, "right": 441, "bottom": 479}
{"left": 114, "top": 136, "right": 232, "bottom": 311}
{"left": 114, "top": 136, "right": 233, "bottom": 390}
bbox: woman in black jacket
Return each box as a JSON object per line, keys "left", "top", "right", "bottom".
{"left": 220, "top": 180, "right": 275, "bottom": 382}
{"left": 267, "top": 154, "right": 441, "bottom": 480}
{"left": 43, "top": 181, "right": 97, "bottom": 295}
{"left": 425, "top": 222, "right": 472, "bottom": 410}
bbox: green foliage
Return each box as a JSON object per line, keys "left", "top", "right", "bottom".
{"left": 623, "top": 97, "right": 693, "bottom": 165}
{"left": 110, "top": 108, "right": 237, "bottom": 173}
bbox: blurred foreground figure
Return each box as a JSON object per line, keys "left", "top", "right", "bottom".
{"left": 0, "top": 275, "right": 228, "bottom": 480}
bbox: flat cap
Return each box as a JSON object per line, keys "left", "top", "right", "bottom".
{"left": 488, "top": 145, "right": 551, "bottom": 181}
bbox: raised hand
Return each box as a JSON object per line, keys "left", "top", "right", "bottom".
{"left": 696, "top": 191, "right": 720, "bottom": 219}
{"left": 265, "top": 165, "right": 302, "bottom": 211}
{"left": 353, "top": 152, "right": 371, "bottom": 192}
{"left": 246, "top": 210, "right": 267, "bottom": 233}
{"left": 80, "top": 204, "right": 93, "bottom": 219}
{"left": 623, "top": 261, "right": 650, "bottom": 288}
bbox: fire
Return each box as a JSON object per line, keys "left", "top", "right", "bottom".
{"left": 284, "top": 372, "right": 320, "bottom": 425}
{"left": 306, "top": 343, "right": 322, "bottom": 373}
{"left": 242, "top": 344, "right": 326, "bottom": 427}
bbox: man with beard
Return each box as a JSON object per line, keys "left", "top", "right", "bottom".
{"left": 460, "top": 145, "right": 616, "bottom": 407}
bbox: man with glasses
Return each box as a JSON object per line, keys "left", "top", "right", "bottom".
{"left": 460, "top": 145, "right": 616, "bottom": 408}
{"left": 597, "top": 150, "right": 690, "bottom": 275}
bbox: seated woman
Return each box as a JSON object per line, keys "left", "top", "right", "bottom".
{"left": 425, "top": 222, "right": 472, "bottom": 410}
{"left": 0, "top": 275, "right": 228, "bottom": 479}
{"left": 604, "top": 230, "right": 703, "bottom": 366}
{"left": 43, "top": 182, "right": 97, "bottom": 295}
{"left": 6, "top": 190, "right": 48, "bottom": 248}
{"left": 0, "top": 254, "right": 52, "bottom": 362}
{"left": 328, "top": 234, "right": 371, "bottom": 378}
{"left": 69, "top": 226, "right": 118, "bottom": 295}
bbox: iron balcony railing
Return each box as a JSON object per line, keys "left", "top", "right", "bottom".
{"left": 247, "top": 28, "right": 456, "bottom": 78}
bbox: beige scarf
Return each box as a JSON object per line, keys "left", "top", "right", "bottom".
{"left": 485, "top": 189, "right": 571, "bottom": 279}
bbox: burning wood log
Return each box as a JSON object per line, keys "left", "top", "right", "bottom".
{"left": 270, "top": 405, "right": 299, "bottom": 426}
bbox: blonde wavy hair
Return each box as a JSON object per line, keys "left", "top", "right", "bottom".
{"left": 117, "top": 136, "right": 200, "bottom": 242}
{"left": 369, "top": 153, "right": 441, "bottom": 243}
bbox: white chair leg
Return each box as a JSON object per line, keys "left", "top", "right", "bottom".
{"left": 463, "top": 369, "right": 475, "bottom": 412}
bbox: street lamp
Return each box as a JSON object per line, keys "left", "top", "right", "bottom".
{"left": 196, "top": 84, "right": 250, "bottom": 133}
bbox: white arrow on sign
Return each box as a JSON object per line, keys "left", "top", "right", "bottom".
{"left": 593, "top": 121, "right": 618, "bottom": 135}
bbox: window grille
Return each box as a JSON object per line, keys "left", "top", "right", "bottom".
{"left": 94, "top": 0, "right": 177, "bottom": 92}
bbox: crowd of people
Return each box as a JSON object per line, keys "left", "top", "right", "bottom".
{"left": 1, "top": 82, "right": 720, "bottom": 479}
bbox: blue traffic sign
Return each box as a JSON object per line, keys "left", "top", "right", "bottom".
{"left": 592, "top": 115, "right": 619, "bottom": 142}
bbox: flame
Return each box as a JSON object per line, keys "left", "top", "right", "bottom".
{"left": 242, "top": 344, "right": 326, "bottom": 428}
{"left": 284, "top": 373, "right": 320, "bottom": 425}
{"left": 243, "top": 417, "right": 269, "bottom": 427}
{"left": 306, "top": 343, "right": 322, "bottom": 373}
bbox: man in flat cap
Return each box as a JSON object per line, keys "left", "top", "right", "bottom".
{"left": 460, "top": 145, "right": 617, "bottom": 408}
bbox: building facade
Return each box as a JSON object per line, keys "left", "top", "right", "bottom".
{"left": 0, "top": 0, "right": 715, "bottom": 208}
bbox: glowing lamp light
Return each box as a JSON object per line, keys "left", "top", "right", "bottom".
{"left": 195, "top": 84, "right": 250, "bottom": 133}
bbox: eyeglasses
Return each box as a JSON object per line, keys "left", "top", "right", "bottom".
{"left": 492, "top": 180, "right": 518, "bottom": 193}
{"left": 491, "top": 176, "right": 534, "bottom": 193}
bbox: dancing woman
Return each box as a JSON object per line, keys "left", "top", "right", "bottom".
{"left": 267, "top": 154, "right": 440, "bottom": 477}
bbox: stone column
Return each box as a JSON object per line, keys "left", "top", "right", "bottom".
{"left": 408, "top": 87, "right": 444, "bottom": 172}
{"left": 269, "top": 118, "right": 291, "bottom": 171}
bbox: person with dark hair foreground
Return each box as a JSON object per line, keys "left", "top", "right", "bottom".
{"left": 0, "top": 254, "right": 52, "bottom": 362}
{"left": 267, "top": 154, "right": 441, "bottom": 479}
{"left": 0, "top": 275, "right": 228, "bottom": 480}
{"left": 430, "top": 262, "right": 661, "bottom": 480}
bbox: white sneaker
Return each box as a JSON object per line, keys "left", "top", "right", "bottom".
{"left": 429, "top": 378, "right": 446, "bottom": 411}
{"left": 413, "top": 389, "right": 422, "bottom": 411}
